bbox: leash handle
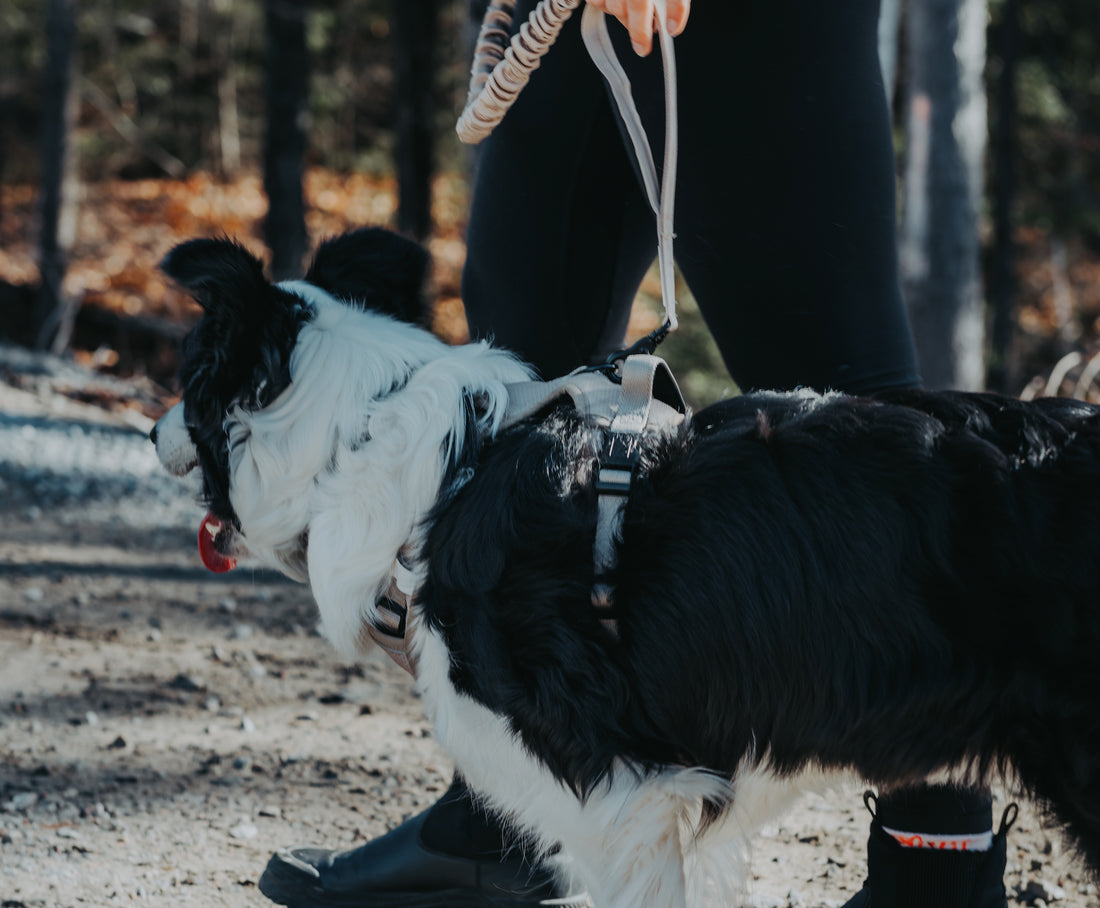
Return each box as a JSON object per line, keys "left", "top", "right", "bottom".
{"left": 457, "top": 0, "right": 583, "bottom": 144}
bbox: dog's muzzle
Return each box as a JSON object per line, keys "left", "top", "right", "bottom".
{"left": 152, "top": 403, "right": 199, "bottom": 477}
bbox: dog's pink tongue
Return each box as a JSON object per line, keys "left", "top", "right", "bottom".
{"left": 198, "top": 512, "right": 237, "bottom": 573}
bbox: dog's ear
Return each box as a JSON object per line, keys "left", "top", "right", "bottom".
{"left": 160, "top": 238, "right": 270, "bottom": 314}
{"left": 166, "top": 237, "right": 310, "bottom": 413}
{"left": 304, "top": 228, "right": 430, "bottom": 324}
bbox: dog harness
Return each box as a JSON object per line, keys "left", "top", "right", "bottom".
{"left": 367, "top": 353, "right": 686, "bottom": 676}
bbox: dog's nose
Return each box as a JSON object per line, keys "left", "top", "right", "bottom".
{"left": 149, "top": 423, "right": 158, "bottom": 445}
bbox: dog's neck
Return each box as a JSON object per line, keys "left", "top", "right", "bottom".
{"left": 274, "top": 300, "right": 532, "bottom": 658}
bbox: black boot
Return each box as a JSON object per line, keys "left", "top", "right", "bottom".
{"left": 842, "top": 785, "right": 1017, "bottom": 908}
{"left": 258, "top": 775, "right": 590, "bottom": 907}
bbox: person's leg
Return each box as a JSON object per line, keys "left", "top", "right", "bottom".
{"left": 843, "top": 785, "right": 1017, "bottom": 908}
{"left": 619, "top": 3, "right": 1003, "bottom": 906}
{"left": 461, "top": 7, "right": 656, "bottom": 377}
{"left": 606, "top": 0, "right": 920, "bottom": 395}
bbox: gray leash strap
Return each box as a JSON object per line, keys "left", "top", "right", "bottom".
{"left": 458, "top": 0, "right": 680, "bottom": 329}
{"left": 579, "top": 4, "right": 678, "bottom": 328}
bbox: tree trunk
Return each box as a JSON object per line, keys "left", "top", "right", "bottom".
{"left": 878, "top": 0, "right": 902, "bottom": 107}
{"left": 0, "top": 71, "right": 9, "bottom": 226}
{"left": 263, "top": 0, "right": 309, "bottom": 281}
{"left": 899, "top": 0, "right": 988, "bottom": 391}
{"left": 391, "top": 0, "right": 439, "bottom": 242}
{"left": 215, "top": 0, "right": 242, "bottom": 177}
{"left": 34, "top": 0, "right": 81, "bottom": 354}
{"left": 177, "top": 0, "right": 207, "bottom": 170}
{"left": 988, "top": 0, "right": 1021, "bottom": 394}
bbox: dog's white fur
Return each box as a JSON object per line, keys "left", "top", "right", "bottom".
{"left": 171, "top": 283, "right": 531, "bottom": 650}
{"left": 417, "top": 624, "right": 816, "bottom": 908}
{"left": 157, "top": 282, "right": 838, "bottom": 907}
{"left": 154, "top": 400, "right": 199, "bottom": 476}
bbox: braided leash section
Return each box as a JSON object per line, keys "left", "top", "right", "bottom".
{"left": 466, "top": 0, "right": 516, "bottom": 98}
{"left": 457, "top": 0, "right": 582, "bottom": 144}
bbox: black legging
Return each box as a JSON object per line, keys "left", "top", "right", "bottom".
{"left": 462, "top": 0, "right": 920, "bottom": 396}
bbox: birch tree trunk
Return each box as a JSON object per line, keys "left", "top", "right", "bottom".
{"left": 34, "top": 0, "right": 81, "bottom": 353}
{"left": 899, "top": 0, "right": 988, "bottom": 391}
{"left": 878, "top": 0, "right": 902, "bottom": 107}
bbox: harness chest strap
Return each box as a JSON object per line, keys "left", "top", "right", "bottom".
{"left": 368, "top": 355, "right": 685, "bottom": 675}
{"left": 590, "top": 355, "right": 685, "bottom": 634}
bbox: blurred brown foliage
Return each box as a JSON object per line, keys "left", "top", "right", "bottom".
{"left": 0, "top": 169, "right": 473, "bottom": 387}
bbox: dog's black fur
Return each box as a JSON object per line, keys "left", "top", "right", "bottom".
{"left": 158, "top": 228, "right": 1100, "bottom": 880}
{"left": 426, "top": 385, "right": 1100, "bottom": 866}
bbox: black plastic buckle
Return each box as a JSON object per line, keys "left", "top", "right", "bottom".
{"left": 375, "top": 597, "right": 408, "bottom": 637}
{"left": 578, "top": 320, "right": 673, "bottom": 386}
{"left": 609, "top": 319, "right": 671, "bottom": 363}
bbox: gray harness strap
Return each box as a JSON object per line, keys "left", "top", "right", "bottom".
{"left": 369, "top": 355, "right": 686, "bottom": 675}
{"left": 506, "top": 354, "right": 686, "bottom": 636}
{"left": 502, "top": 357, "right": 684, "bottom": 430}
{"left": 502, "top": 369, "right": 627, "bottom": 426}
{"left": 590, "top": 355, "right": 685, "bottom": 634}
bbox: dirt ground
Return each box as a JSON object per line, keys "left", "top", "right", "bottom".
{"left": 1, "top": 350, "right": 1098, "bottom": 908}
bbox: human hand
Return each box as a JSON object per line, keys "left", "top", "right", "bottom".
{"left": 585, "top": 0, "right": 691, "bottom": 57}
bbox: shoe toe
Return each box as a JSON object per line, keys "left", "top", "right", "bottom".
{"left": 276, "top": 847, "right": 327, "bottom": 878}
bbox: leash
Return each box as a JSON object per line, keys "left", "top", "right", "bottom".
{"left": 578, "top": 4, "right": 678, "bottom": 330}
{"left": 457, "top": 0, "right": 680, "bottom": 330}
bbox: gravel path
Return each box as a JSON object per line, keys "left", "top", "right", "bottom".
{"left": 1, "top": 346, "right": 1097, "bottom": 907}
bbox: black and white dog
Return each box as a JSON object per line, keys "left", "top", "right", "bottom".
{"left": 152, "top": 227, "right": 1100, "bottom": 907}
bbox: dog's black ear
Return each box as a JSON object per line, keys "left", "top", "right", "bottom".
{"left": 304, "top": 227, "right": 430, "bottom": 324}
{"left": 160, "top": 238, "right": 269, "bottom": 313}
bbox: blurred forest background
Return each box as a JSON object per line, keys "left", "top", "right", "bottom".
{"left": 1, "top": 0, "right": 1099, "bottom": 410}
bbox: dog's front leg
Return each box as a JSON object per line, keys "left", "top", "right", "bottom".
{"left": 416, "top": 628, "right": 715, "bottom": 908}
{"left": 472, "top": 764, "right": 696, "bottom": 908}
{"left": 557, "top": 782, "right": 691, "bottom": 908}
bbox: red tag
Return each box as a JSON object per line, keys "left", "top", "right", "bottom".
{"left": 198, "top": 512, "right": 237, "bottom": 573}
